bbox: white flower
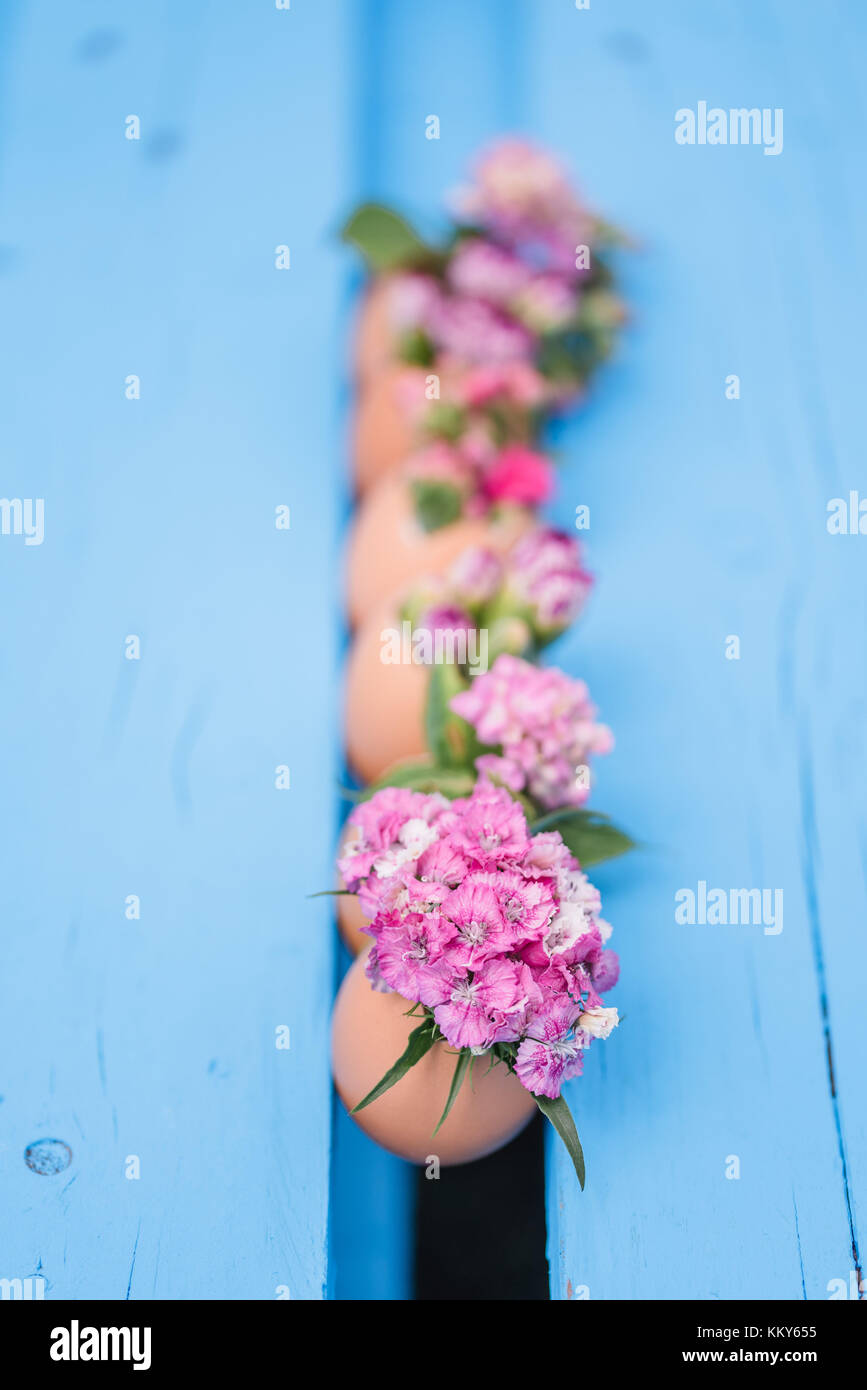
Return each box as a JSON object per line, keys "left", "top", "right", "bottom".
{"left": 543, "top": 900, "right": 595, "bottom": 957}
{"left": 373, "top": 818, "right": 439, "bottom": 878}
{"left": 578, "top": 1006, "right": 619, "bottom": 1039}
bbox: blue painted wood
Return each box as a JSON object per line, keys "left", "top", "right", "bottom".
{"left": 336, "top": 0, "right": 867, "bottom": 1300}
{"left": 4, "top": 0, "right": 864, "bottom": 1304}
{"left": 0, "top": 0, "right": 352, "bottom": 1299}
{"left": 523, "top": 0, "right": 867, "bottom": 1299}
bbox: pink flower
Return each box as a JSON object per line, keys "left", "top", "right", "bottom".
{"left": 513, "top": 996, "right": 587, "bottom": 1097}
{"left": 415, "top": 604, "right": 476, "bottom": 644}
{"left": 440, "top": 875, "right": 514, "bottom": 967}
{"left": 452, "top": 139, "right": 589, "bottom": 275}
{"left": 440, "top": 779, "right": 530, "bottom": 868}
{"left": 375, "top": 910, "right": 457, "bottom": 1008}
{"left": 481, "top": 445, "right": 554, "bottom": 506}
{"left": 428, "top": 296, "right": 534, "bottom": 365}
{"left": 590, "top": 948, "right": 620, "bottom": 993}
{"left": 459, "top": 362, "right": 548, "bottom": 410}
{"left": 446, "top": 239, "right": 532, "bottom": 305}
{"left": 334, "top": 765, "right": 620, "bottom": 1097}
{"left": 505, "top": 527, "right": 593, "bottom": 636}
{"left": 446, "top": 545, "right": 504, "bottom": 607}
{"left": 339, "top": 788, "right": 448, "bottom": 888}
{"left": 451, "top": 654, "right": 612, "bottom": 810}
{"left": 434, "top": 957, "right": 527, "bottom": 1050}
{"left": 515, "top": 1035, "right": 586, "bottom": 1097}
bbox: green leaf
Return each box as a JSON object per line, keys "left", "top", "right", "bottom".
{"left": 423, "top": 400, "right": 467, "bottom": 442}
{"left": 351, "top": 1020, "right": 438, "bottom": 1114}
{"left": 341, "top": 202, "right": 436, "bottom": 272}
{"left": 432, "top": 1048, "right": 473, "bottom": 1136}
{"left": 411, "top": 479, "right": 464, "bottom": 533}
{"left": 361, "top": 760, "right": 476, "bottom": 800}
{"left": 307, "top": 889, "right": 353, "bottom": 898}
{"left": 425, "top": 662, "right": 473, "bottom": 768}
{"left": 528, "top": 808, "right": 635, "bottom": 867}
{"left": 533, "top": 1092, "right": 586, "bottom": 1189}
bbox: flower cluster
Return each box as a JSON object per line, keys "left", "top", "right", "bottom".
{"left": 406, "top": 437, "right": 554, "bottom": 531}
{"left": 350, "top": 138, "right": 626, "bottom": 417}
{"left": 451, "top": 654, "right": 613, "bottom": 811}
{"left": 405, "top": 526, "right": 593, "bottom": 659}
{"left": 338, "top": 780, "right": 619, "bottom": 1098}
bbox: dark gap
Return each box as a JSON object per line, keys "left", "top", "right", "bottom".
{"left": 413, "top": 1114, "right": 549, "bottom": 1300}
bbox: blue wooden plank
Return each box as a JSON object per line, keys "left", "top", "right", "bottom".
{"left": 0, "top": 0, "right": 351, "bottom": 1299}
{"left": 517, "top": 0, "right": 867, "bottom": 1298}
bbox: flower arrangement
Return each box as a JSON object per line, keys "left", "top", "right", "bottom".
{"left": 335, "top": 136, "right": 634, "bottom": 1186}
{"left": 402, "top": 524, "right": 594, "bottom": 662}
{"left": 345, "top": 139, "right": 628, "bottom": 414}
{"left": 337, "top": 778, "right": 620, "bottom": 1184}
{"left": 406, "top": 437, "right": 553, "bottom": 533}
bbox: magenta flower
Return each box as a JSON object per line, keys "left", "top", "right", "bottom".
{"left": 446, "top": 545, "right": 504, "bottom": 607}
{"left": 458, "top": 362, "right": 548, "bottom": 410}
{"left": 434, "top": 957, "right": 527, "bottom": 1050}
{"left": 452, "top": 139, "right": 590, "bottom": 276}
{"left": 440, "top": 779, "right": 530, "bottom": 868}
{"left": 440, "top": 876, "right": 514, "bottom": 967}
{"left": 336, "top": 775, "right": 620, "bottom": 1107}
{"left": 429, "top": 296, "right": 534, "bottom": 365}
{"left": 446, "top": 239, "right": 532, "bottom": 305}
{"left": 505, "top": 527, "right": 593, "bottom": 637}
{"left": 375, "top": 910, "right": 457, "bottom": 1008}
{"left": 339, "top": 788, "right": 449, "bottom": 888}
{"left": 481, "top": 445, "right": 554, "bottom": 507}
{"left": 451, "top": 654, "right": 612, "bottom": 811}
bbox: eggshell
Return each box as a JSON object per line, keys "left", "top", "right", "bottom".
{"left": 354, "top": 275, "right": 399, "bottom": 384}
{"left": 353, "top": 365, "right": 427, "bottom": 496}
{"left": 331, "top": 950, "right": 537, "bottom": 1165}
{"left": 345, "top": 471, "right": 535, "bottom": 629}
{"left": 344, "top": 601, "right": 429, "bottom": 785}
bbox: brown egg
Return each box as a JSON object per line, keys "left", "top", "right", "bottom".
{"left": 353, "top": 365, "right": 428, "bottom": 496}
{"left": 335, "top": 821, "right": 373, "bottom": 956}
{"left": 344, "top": 601, "right": 430, "bottom": 785}
{"left": 345, "top": 471, "right": 535, "bottom": 629}
{"left": 353, "top": 275, "right": 399, "bottom": 384}
{"left": 332, "top": 951, "right": 537, "bottom": 1165}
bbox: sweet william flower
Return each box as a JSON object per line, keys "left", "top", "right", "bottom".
{"left": 434, "top": 957, "right": 527, "bottom": 1050}
{"left": 440, "top": 877, "right": 514, "bottom": 967}
{"left": 440, "top": 779, "right": 530, "bottom": 867}
{"left": 451, "top": 654, "right": 612, "bottom": 811}
{"left": 339, "top": 789, "right": 448, "bottom": 887}
{"left": 340, "top": 779, "right": 622, "bottom": 1179}
{"left": 375, "top": 910, "right": 457, "bottom": 1008}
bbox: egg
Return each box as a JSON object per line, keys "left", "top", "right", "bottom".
{"left": 353, "top": 275, "right": 399, "bottom": 384}
{"left": 345, "top": 471, "right": 534, "bottom": 629}
{"left": 331, "top": 950, "right": 537, "bottom": 1165}
{"left": 344, "top": 600, "right": 430, "bottom": 784}
{"left": 353, "top": 364, "right": 428, "bottom": 496}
